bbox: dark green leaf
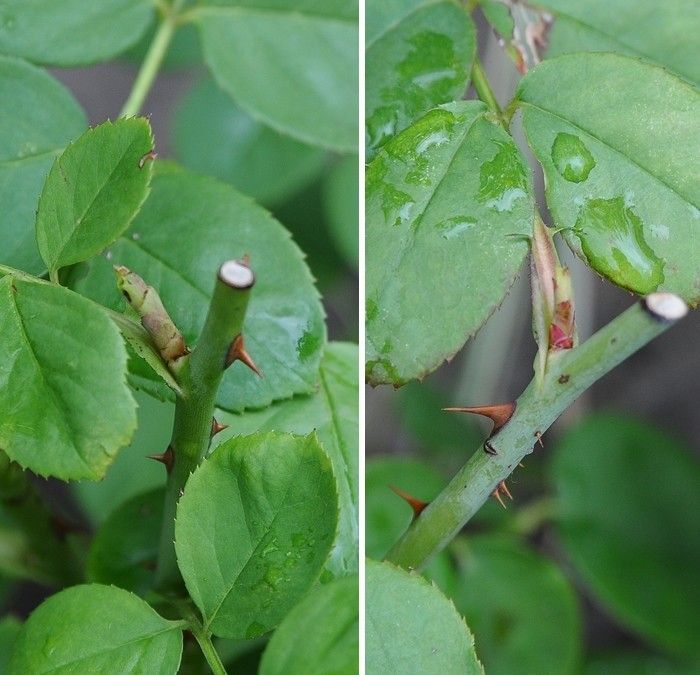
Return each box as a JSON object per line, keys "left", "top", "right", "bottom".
{"left": 87, "top": 488, "right": 164, "bottom": 595}
{"left": 9, "top": 585, "right": 183, "bottom": 674}
{"left": 551, "top": 414, "right": 700, "bottom": 659}
{"left": 540, "top": 0, "right": 700, "bottom": 86}
{"left": 0, "top": 56, "right": 86, "bottom": 274}
{"left": 584, "top": 652, "right": 697, "bottom": 675}
{"left": 366, "top": 559, "right": 483, "bottom": 674}
{"left": 0, "top": 277, "right": 136, "bottom": 481}
{"left": 450, "top": 535, "right": 581, "bottom": 675}
{"left": 365, "top": 0, "right": 476, "bottom": 155}
{"left": 259, "top": 575, "right": 358, "bottom": 675}
{"left": 36, "top": 118, "right": 154, "bottom": 277}
{"left": 194, "top": 1, "right": 358, "bottom": 151}
{"left": 175, "top": 431, "right": 338, "bottom": 639}
{"left": 365, "top": 457, "right": 444, "bottom": 559}
{"left": 0, "top": 0, "right": 153, "bottom": 66}
{"left": 323, "top": 155, "right": 359, "bottom": 268}
{"left": 366, "top": 101, "right": 532, "bottom": 385}
{"left": 72, "top": 390, "right": 170, "bottom": 525}
{"left": 69, "top": 167, "right": 326, "bottom": 412}
{"left": 216, "top": 343, "right": 358, "bottom": 578}
{"left": 0, "top": 616, "right": 21, "bottom": 673}
{"left": 172, "top": 78, "right": 327, "bottom": 206}
{"left": 517, "top": 53, "right": 700, "bottom": 304}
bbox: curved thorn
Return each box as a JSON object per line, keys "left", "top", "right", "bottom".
{"left": 443, "top": 402, "right": 516, "bottom": 435}
{"left": 225, "top": 334, "right": 262, "bottom": 376}
{"left": 389, "top": 485, "right": 429, "bottom": 518}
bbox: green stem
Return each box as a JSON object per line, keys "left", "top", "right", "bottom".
{"left": 471, "top": 58, "right": 506, "bottom": 127}
{"left": 386, "top": 296, "right": 687, "bottom": 570}
{"left": 119, "top": 0, "right": 185, "bottom": 118}
{"left": 193, "top": 631, "right": 228, "bottom": 675}
{"left": 155, "top": 260, "right": 255, "bottom": 591}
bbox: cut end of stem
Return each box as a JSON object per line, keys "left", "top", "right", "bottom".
{"left": 642, "top": 292, "right": 688, "bottom": 323}
{"left": 219, "top": 260, "right": 255, "bottom": 290}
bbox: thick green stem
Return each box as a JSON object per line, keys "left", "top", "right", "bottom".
{"left": 386, "top": 296, "right": 688, "bottom": 570}
{"left": 193, "top": 631, "right": 228, "bottom": 675}
{"left": 155, "top": 260, "right": 255, "bottom": 591}
{"left": 119, "top": 0, "right": 186, "bottom": 118}
{"left": 0, "top": 451, "right": 83, "bottom": 586}
{"left": 471, "top": 58, "right": 506, "bottom": 127}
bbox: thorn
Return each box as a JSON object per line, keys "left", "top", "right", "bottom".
{"left": 491, "top": 480, "right": 513, "bottom": 509}
{"left": 518, "top": 461, "right": 525, "bottom": 468}
{"left": 534, "top": 431, "right": 544, "bottom": 448}
{"left": 443, "top": 402, "right": 516, "bottom": 436}
{"left": 211, "top": 418, "right": 229, "bottom": 436}
{"left": 389, "top": 485, "right": 429, "bottom": 518}
{"left": 138, "top": 149, "right": 157, "bottom": 169}
{"left": 147, "top": 446, "right": 174, "bottom": 473}
{"left": 484, "top": 440, "right": 498, "bottom": 456}
{"left": 225, "top": 334, "right": 261, "bottom": 376}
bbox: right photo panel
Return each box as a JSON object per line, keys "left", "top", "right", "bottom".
{"left": 365, "top": 1, "right": 700, "bottom": 673}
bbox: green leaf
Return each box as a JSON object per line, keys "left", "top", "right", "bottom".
{"left": 9, "top": 585, "right": 183, "bottom": 674}
{"left": 479, "top": 0, "right": 515, "bottom": 42}
{"left": 365, "top": 0, "right": 476, "bottom": 156}
{"left": 172, "top": 77, "right": 327, "bottom": 206}
{"left": 0, "top": 0, "right": 154, "bottom": 66}
{"left": 323, "top": 156, "right": 359, "bottom": 268}
{"left": 0, "top": 277, "right": 137, "bottom": 481}
{"left": 0, "top": 616, "right": 21, "bottom": 673}
{"left": 259, "top": 575, "right": 358, "bottom": 675}
{"left": 36, "top": 118, "right": 154, "bottom": 277}
{"left": 216, "top": 343, "right": 358, "bottom": 578}
{"left": 450, "top": 535, "right": 581, "bottom": 675}
{"left": 365, "top": 457, "right": 444, "bottom": 559}
{"left": 517, "top": 53, "right": 700, "bottom": 304}
{"left": 551, "top": 413, "right": 700, "bottom": 660}
{"left": 0, "top": 56, "right": 86, "bottom": 274}
{"left": 87, "top": 488, "right": 164, "bottom": 595}
{"left": 539, "top": 0, "right": 700, "bottom": 86}
{"left": 366, "top": 559, "right": 483, "bottom": 674}
{"left": 72, "top": 390, "right": 170, "bottom": 525}
{"left": 69, "top": 167, "right": 326, "bottom": 412}
{"left": 193, "top": 1, "right": 358, "bottom": 151}
{"left": 174, "top": 431, "right": 338, "bottom": 639}
{"left": 366, "top": 101, "right": 532, "bottom": 385}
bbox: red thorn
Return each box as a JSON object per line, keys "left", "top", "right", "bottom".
{"left": 389, "top": 485, "right": 429, "bottom": 518}
{"left": 147, "top": 446, "right": 173, "bottom": 473}
{"left": 211, "top": 418, "right": 229, "bottom": 436}
{"left": 443, "top": 402, "right": 516, "bottom": 435}
{"left": 225, "top": 334, "right": 261, "bottom": 376}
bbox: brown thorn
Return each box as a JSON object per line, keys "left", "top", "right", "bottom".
{"left": 492, "top": 489, "right": 507, "bottom": 509}
{"left": 389, "top": 485, "right": 429, "bottom": 518}
{"left": 499, "top": 480, "right": 513, "bottom": 501}
{"left": 211, "top": 418, "right": 229, "bottom": 436}
{"left": 491, "top": 480, "right": 513, "bottom": 508}
{"left": 147, "top": 446, "right": 174, "bottom": 473}
{"left": 443, "top": 402, "right": 516, "bottom": 436}
{"left": 224, "top": 334, "right": 262, "bottom": 376}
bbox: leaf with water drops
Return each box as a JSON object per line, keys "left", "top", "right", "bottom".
{"left": 68, "top": 166, "right": 326, "bottom": 412}
{"left": 8, "top": 584, "right": 183, "bottom": 674}
{"left": 517, "top": 53, "right": 700, "bottom": 304}
{"left": 366, "top": 559, "right": 483, "bottom": 674}
{"left": 171, "top": 77, "right": 327, "bottom": 207}
{"left": 366, "top": 101, "right": 533, "bottom": 385}
{"left": 365, "top": 0, "right": 475, "bottom": 157}
{"left": 0, "top": 276, "right": 137, "bottom": 481}
{"left": 0, "top": 0, "right": 154, "bottom": 66}
{"left": 215, "top": 343, "right": 358, "bottom": 579}
{"left": 0, "top": 56, "right": 86, "bottom": 274}
{"left": 259, "top": 575, "right": 358, "bottom": 675}
{"left": 193, "top": 1, "right": 358, "bottom": 151}
{"left": 174, "top": 431, "right": 338, "bottom": 639}
{"left": 539, "top": 0, "right": 700, "bottom": 86}
{"left": 551, "top": 414, "right": 700, "bottom": 660}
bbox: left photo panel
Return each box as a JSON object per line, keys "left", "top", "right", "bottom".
{"left": 0, "top": 1, "right": 359, "bottom": 673}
